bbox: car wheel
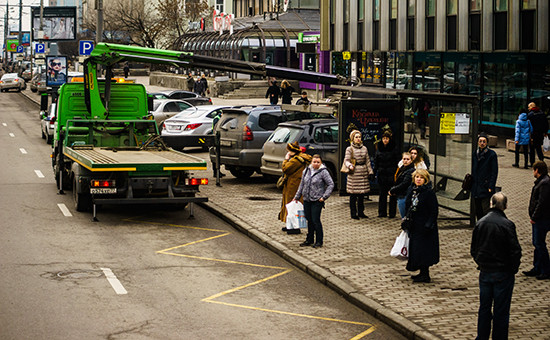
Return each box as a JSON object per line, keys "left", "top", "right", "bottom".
{"left": 31, "top": 88, "right": 37, "bottom": 93}
{"left": 45, "top": 133, "right": 52, "bottom": 145}
{"left": 229, "top": 168, "right": 255, "bottom": 179}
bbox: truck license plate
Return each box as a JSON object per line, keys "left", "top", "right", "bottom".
{"left": 220, "top": 140, "right": 232, "bottom": 147}
{"left": 90, "top": 188, "right": 117, "bottom": 194}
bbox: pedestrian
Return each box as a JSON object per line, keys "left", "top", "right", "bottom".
{"left": 343, "top": 130, "right": 374, "bottom": 219}
{"left": 193, "top": 76, "right": 203, "bottom": 95}
{"left": 523, "top": 161, "right": 550, "bottom": 280}
{"left": 512, "top": 110, "right": 532, "bottom": 169}
{"left": 402, "top": 168, "right": 439, "bottom": 283}
{"left": 397, "top": 146, "right": 428, "bottom": 170}
{"left": 389, "top": 152, "right": 415, "bottom": 218}
{"left": 374, "top": 130, "right": 400, "bottom": 218}
{"left": 186, "top": 72, "right": 195, "bottom": 92}
{"left": 294, "top": 154, "right": 334, "bottom": 248}
{"left": 412, "top": 99, "right": 430, "bottom": 139}
{"left": 296, "top": 91, "right": 311, "bottom": 105}
{"left": 199, "top": 74, "right": 209, "bottom": 96}
{"left": 211, "top": 110, "right": 226, "bottom": 178}
{"left": 123, "top": 62, "right": 130, "bottom": 78}
{"left": 265, "top": 80, "right": 280, "bottom": 105}
{"left": 472, "top": 132, "right": 499, "bottom": 221}
{"left": 527, "top": 102, "right": 549, "bottom": 166}
{"left": 280, "top": 80, "right": 295, "bottom": 104}
{"left": 471, "top": 192, "right": 522, "bottom": 340}
{"left": 279, "top": 142, "right": 312, "bottom": 234}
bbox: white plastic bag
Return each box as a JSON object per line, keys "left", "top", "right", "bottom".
{"left": 390, "top": 230, "right": 410, "bottom": 260}
{"left": 285, "top": 200, "right": 304, "bottom": 230}
{"left": 543, "top": 136, "right": 550, "bottom": 152}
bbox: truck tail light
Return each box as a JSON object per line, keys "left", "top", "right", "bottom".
{"left": 185, "top": 178, "right": 208, "bottom": 186}
{"left": 184, "top": 123, "right": 202, "bottom": 130}
{"left": 91, "top": 180, "right": 116, "bottom": 188}
{"left": 243, "top": 125, "right": 253, "bottom": 141}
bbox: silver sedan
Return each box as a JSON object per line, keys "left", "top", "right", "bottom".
{"left": 0, "top": 73, "right": 26, "bottom": 92}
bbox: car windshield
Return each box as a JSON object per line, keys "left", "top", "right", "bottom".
{"left": 267, "top": 126, "right": 302, "bottom": 143}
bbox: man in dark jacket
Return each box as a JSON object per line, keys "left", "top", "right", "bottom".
{"left": 265, "top": 80, "right": 280, "bottom": 105}
{"left": 471, "top": 132, "right": 499, "bottom": 221}
{"left": 527, "top": 102, "right": 549, "bottom": 166}
{"left": 374, "top": 130, "right": 400, "bottom": 217}
{"left": 523, "top": 160, "right": 550, "bottom": 280}
{"left": 471, "top": 192, "right": 522, "bottom": 340}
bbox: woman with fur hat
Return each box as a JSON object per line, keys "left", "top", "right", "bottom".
{"left": 279, "top": 142, "right": 312, "bottom": 233}
{"left": 343, "top": 130, "right": 374, "bottom": 219}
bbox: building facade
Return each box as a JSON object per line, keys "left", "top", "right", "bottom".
{"left": 323, "top": 0, "right": 550, "bottom": 131}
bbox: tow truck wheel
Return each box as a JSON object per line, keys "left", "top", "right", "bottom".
{"left": 73, "top": 177, "right": 92, "bottom": 212}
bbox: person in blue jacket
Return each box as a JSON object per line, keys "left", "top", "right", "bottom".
{"left": 471, "top": 132, "right": 499, "bottom": 221}
{"left": 512, "top": 110, "right": 533, "bottom": 169}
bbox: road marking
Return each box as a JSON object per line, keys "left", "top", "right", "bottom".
{"left": 57, "top": 203, "right": 72, "bottom": 217}
{"left": 34, "top": 170, "right": 44, "bottom": 178}
{"left": 2, "top": 123, "right": 6, "bottom": 126}
{"left": 128, "top": 217, "right": 376, "bottom": 339}
{"left": 20, "top": 148, "right": 27, "bottom": 154}
{"left": 101, "top": 268, "right": 128, "bottom": 295}
{"left": 9, "top": 133, "right": 15, "bottom": 137}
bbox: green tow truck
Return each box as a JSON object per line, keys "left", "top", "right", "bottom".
{"left": 52, "top": 43, "right": 340, "bottom": 219}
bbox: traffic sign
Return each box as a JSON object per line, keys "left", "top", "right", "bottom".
{"left": 16, "top": 45, "right": 24, "bottom": 53}
{"left": 35, "top": 43, "right": 45, "bottom": 54}
{"left": 79, "top": 40, "right": 94, "bottom": 56}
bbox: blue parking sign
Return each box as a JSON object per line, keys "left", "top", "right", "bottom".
{"left": 16, "top": 45, "right": 24, "bottom": 53}
{"left": 79, "top": 40, "right": 94, "bottom": 56}
{"left": 35, "top": 43, "right": 45, "bottom": 54}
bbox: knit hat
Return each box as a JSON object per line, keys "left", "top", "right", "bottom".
{"left": 287, "top": 141, "right": 301, "bottom": 153}
{"left": 478, "top": 132, "right": 488, "bottom": 142}
{"left": 382, "top": 130, "right": 392, "bottom": 139}
{"left": 350, "top": 130, "right": 361, "bottom": 141}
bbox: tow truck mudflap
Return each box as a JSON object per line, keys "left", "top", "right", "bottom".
{"left": 91, "top": 196, "right": 208, "bottom": 221}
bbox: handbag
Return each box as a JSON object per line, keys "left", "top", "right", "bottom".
{"left": 340, "top": 148, "right": 356, "bottom": 173}
{"left": 276, "top": 175, "right": 287, "bottom": 189}
{"left": 462, "top": 173, "right": 473, "bottom": 191}
{"left": 390, "top": 230, "right": 409, "bottom": 260}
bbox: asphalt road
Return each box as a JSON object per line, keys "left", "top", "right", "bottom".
{"left": 0, "top": 91, "right": 406, "bottom": 340}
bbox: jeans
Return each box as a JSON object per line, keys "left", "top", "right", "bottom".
{"left": 303, "top": 200, "right": 324, "bottom": 245}
{"left": 476, "top": 271, "right": 515, "bottom": 340}
{"left": 532, "top": 219, "right": 550, "bottom": 275}
{"left": 397, "top": 197, "right": 407, "bottom": 218}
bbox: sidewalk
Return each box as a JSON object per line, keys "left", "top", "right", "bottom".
{"left": 26, "top": 77, "right": 549, "bottom": 339}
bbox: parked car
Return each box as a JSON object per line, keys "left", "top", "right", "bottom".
{"left": 157, "top": 90, "right": 212, "bottom": 106}
{"left": 209, "top": 105, "right": 285, "bottom": 178}
{"left": 261, "top": 118, "right": 339, "bottom": 181}
{"left": 0, "top": 73, "right": 26, "bottom": 92}
{"left": 21, "top": 67, "right": 39, "bottom": 81}
{"left": 148, "top": 99, "right": 194, "bottom": 127}
{"left": 161, "top": 105, "right": 232, "bottom": 150}
{"left": 40, "top": 102, "right": 57, "bottom": 144}
{"left": 29, "top": 72, "right": 48, "bottom": 93}
{"left": 149, "top": 92, "right": 169, "bottom": 99}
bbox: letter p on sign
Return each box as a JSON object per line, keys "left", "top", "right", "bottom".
{"left": 79, "top": 40, "right": 94, "bottom": 56}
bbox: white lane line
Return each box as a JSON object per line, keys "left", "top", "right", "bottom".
{"left": 35, "top": 170, "right": 45, "bottom": 178}
{"left": 2, "top": 123, "right": 6, "bottom": 126}
{"left": 9, "top": 133, "right": 15, "bottom": 137}
{"left": 20, "top": 148, "right": 27, "bottom": 154}
{"left": 57, "top": 203, "right": 73, "bottom": 217}
{"left": 101, "top": 268, "right": 128, "bottom": 295}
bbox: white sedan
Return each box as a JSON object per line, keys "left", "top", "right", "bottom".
{"left": 0, "top": 73, "right": 26, "bottom": 92}
{"left": 161, "top": 105, "right": 231, "bottom": 150}
{"left": 149, "top": 99, "right": 194, "bottom": 127}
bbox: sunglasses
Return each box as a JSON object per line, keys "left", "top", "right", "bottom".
{"left": 51, "top": 62, "right": 62, "bottom": 66}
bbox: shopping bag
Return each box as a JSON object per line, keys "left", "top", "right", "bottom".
{"left": 543, "top": 136, "right": 550, "bottom": 152}
{"left": 297, "top": 210, "right": 307, "bottom": 228}
{"left": 390, "top": 230, "right": 409, "bottom": 260}
{"left": 285, "top": 200, "right": 304, "bottom": 230}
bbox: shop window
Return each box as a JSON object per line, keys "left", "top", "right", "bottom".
{"left": 447, "top": 16, "right": 457, "bottom": 50}
{"left": 390, "top": 0, "right": 397, "bottom": 50}
{"left": 493, "top": 2, "right": 507, "bottom": 50}
{"left": 520, "top": 9, "right": 535, "bottom": 50}
{"left": 407, "top": 0, "right": 415, "bottom": 50}
{"left": 469, "top": 13, "right": 481, "bottom": 50}
{"left": 426, "top": 0, "right": 436, "bottom": 50}
{"left": 373, "top": 0, "right": 380, "bottom": 50}
{"left": 358, "top": 22, "right": 364, "bottom": 51}
{"left": 343, "top": 23, "right": 349, "bottom": 51}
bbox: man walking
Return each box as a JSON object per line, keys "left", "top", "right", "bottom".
{"left": 527, "top": 102, "right": 549, "bottom": 166}
{"left": 523, "top": 161, "right": 550, "bottom": 280}
{"left": 471, "top": 192, "right": 522, "bottom": 340}
{"left": 471, "top": 132, "right": 499, "bottom": 221}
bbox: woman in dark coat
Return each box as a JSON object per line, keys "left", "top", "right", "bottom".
{"left": 403, "top": 168, "right": 439, "bottom": 283}
{"left": 280, "top": 80, "right": 295, "bottom": 104}
{"left": 374, "top": 130, "right": 400, "bottom": 218}
{"left": 389, "top": 152, "right": 415, "bottom": 218}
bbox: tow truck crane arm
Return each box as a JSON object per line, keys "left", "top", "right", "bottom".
{"left": 84, "top": 43, "right": 344, "bottom": 119}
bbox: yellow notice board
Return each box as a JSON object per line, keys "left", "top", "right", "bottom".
{"left": 440, "top": 113, "right": 470, "bottom": 134}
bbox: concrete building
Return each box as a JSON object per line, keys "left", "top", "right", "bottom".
{"left": 323, "top": 0, "right": 550, "bottom": 134}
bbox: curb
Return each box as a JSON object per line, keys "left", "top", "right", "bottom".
{"left": 198, "top": 200, "right": 442, "bottom": 340}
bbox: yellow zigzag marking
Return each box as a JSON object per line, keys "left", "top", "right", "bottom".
{"left": 126, "top": 218, "right": 376, "bottom": 339}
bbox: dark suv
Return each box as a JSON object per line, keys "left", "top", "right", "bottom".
{"left": 209, "top": 106, "right": 285, "bottom": 178}
{"left": 261, "top": 118, "right": 339, "bottom": 180}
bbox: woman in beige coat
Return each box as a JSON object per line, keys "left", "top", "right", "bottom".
{"left": 279, "top": 142, "right": 312, "bottom": 233}
{"left": 343, "top": 130, "right": 374, "bottom": 219}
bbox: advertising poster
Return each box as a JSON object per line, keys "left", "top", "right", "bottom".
{"left": 46, "top": 56, "right": 67, "bottom": 87}
{"left": 31, "top": 7, "right": 76, "bottom": 41}
{"left": 338, "top": 99, "right": 403, "bottom": 193}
